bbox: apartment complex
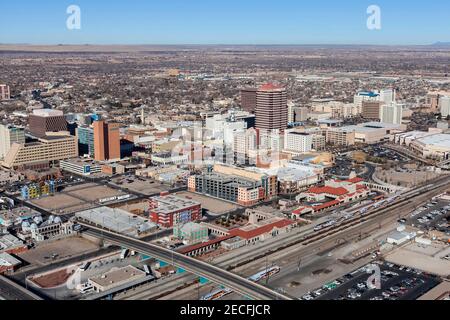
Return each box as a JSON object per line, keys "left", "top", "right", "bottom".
{"left": 2, "top": 135, "right": 78, "bottom": 169}
{"left": 188, "top": 172, "right": 264, "bottom": 207}
{"left": 284, "top": 130, "right": 313, "bottom": 154}
{"left": 188, "top": 164, "right": 277, "bottom": 206}
{"left": 21, "top": 181, "right": 56, "bottom": 200}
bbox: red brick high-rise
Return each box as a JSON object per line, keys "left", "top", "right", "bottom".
{"left": 93, "top": 120, "right": 121, "bottom": 161}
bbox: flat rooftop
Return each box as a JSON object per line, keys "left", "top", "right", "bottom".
{"left": 151, "top": 195, "right": 201, "bottom": 214}
{"left": 0, "top": 233, "right": 24, "bottom": 250}
{"left": 89, "top": 265, "right": 146, "bottom": 289}
{"left": 417, "top": 134, "right": 450, "bottom": 148}
{"left": 75, "top": 206, "right": 157, "bottom": 237}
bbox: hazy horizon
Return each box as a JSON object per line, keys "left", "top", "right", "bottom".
{"left": 1, "top": 1, "right": 449, "bottom": 46}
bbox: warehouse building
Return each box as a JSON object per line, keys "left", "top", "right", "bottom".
{"left": 75, "top": 207, "right": 157, "bottom": 237}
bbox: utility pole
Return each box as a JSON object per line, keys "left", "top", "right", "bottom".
{"left": 197, "top": 281, "right": 200, "bottom": 300}
{"left": 172, "top": 250, "right": 174, "bottom": 267}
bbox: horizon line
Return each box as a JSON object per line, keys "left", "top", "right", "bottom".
{"left": 0, "top": 42, "right": 449, "bottom": 47}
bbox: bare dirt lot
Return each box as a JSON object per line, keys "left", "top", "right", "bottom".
{"left": 110, "top": 178, "right": 170, "bottom": 196}
{"left": 31, "top": 269, "right": 73, "bottom": 288}
{"left": 18, "top": 237, "right": 99, "bottom": 266}
{"left": 30, "top": 183, "right": 126, "bottom": 214}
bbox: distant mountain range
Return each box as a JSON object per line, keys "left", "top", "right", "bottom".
{"left": 431, "top": 42, "right": 450, "bottom": 46}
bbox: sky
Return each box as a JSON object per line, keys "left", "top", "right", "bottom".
{"left": 0, "top": 0, "right": 449, "bottom": 45}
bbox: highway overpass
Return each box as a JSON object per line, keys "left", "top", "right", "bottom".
{"left": 79, "top": 223, "right": 293, "bottom": 300}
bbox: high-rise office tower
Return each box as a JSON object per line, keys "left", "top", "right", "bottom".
{"left": 362, "top": 101, "right": 383, "bottom": 120}
{"left": 0, "top": 125, "right": 25, "bottom": 160}
{"left": 77, "top": 126, "right": 95, "bottom": 157}
{"left": 0, "top": 85, "right": 10, "bottom": 100}
{"left": 93, "top": 120, "right": 121, "bottom": 161}
{"left": 380, "top": 102, "right": 404, "bottom": 125}
{"left": 240, "top": 88, "right": 257, "bottom": 113}
{"left": 440, "top": 96, "right": 450, "bottom": 118}
{"left": 379, "top": 89, "right": 396, "bottom": 105}
{"left": 29, "top": 109, "right": 68, "bottom": 138}
{"left": 255, "top": 84, "right": 288, "bottom": 132}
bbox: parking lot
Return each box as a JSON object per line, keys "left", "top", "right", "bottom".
{"left": 17, "top": 236, "right": 100, "bottom": 266}
{"left": 302, "top": 261, "right": 441, "bottom": 301}
{"left": 363, "top": 145, "right": 410, "bottom": 162}
{"left": 405, "top": 198, "right": 450, "bottom": 232}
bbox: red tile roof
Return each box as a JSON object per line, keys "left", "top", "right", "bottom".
{"left": 311, "top": 199, "right": 341, "bottom": 211}
{"left": 335, "top": 177, "right": 364, "bottom": 184}
{"left": 259, "top": 83, "right": 285, "bottom": 91}
{"left": 346, "top": 177, "right": 364, "bottom": 183}
{"left": 309, "top": 186, "right": 349, "bottom": 196}
{"left": 228, "top": 219, "right": 295, "bottom": 240}
{"left": 292, "top": 207, "right": 313, "bottom": 215}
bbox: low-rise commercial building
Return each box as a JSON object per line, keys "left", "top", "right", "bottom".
{"left": 75, "top": 207, "right": 157, "bottom": 237}
{"left": 0, "top": 252, "right": 21, "bottom": 274}
{"left": 88, "top": 266, "right": 147, "bottom": 292}
{"left": 173, "top": 222, "right": 209, "bottom": 245}
{"left": 60, "top": 159, "right": 102, "bottom": 176}
{"left": 151, "top": 152, "right": 189, "bottom": 166}
{"left": 0, "top": 233, "right": 27, "bottom": 254}
{"left": 149, "top": 194, "right": 202, "bottom": 228}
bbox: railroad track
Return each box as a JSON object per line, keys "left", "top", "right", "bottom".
{"left": 121, "top": 176, "right": 450, "bottom": 300}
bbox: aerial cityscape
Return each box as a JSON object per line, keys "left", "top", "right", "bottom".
{"left": 0, "top": 1, "right": 449, "bottom": 308}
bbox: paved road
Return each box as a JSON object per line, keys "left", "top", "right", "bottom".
{"left": 0, "top": 275, "right": 43, "bottom": 300}
{"left": 81, "top": 224, "right": 293, "bottom": 300}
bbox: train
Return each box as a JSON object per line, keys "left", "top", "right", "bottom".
{"left": 248, "top": 266, "right": 281, "bottom": 282}
{"left": 200, "top": 288, "right": 233, "bottom": 301}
